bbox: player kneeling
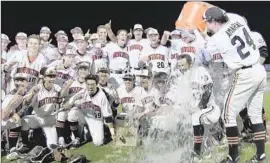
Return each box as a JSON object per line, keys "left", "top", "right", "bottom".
{"left": 178, "top": 54, "right": 220, "bottom": 162}
{"left": 62, "top": 74, "right": 115, "bottom": 147}
{"left": 20, "top": 67, "right": 60, "bottom": 152}
{"left": 1, "top": 73, "right": 28, "bottom": 157}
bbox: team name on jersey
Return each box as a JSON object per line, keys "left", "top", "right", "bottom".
{"left": 113, "top": 52, "right": 129, "bottom": 59}
{"left": 38, "top": 97, "right": 58, "bottom": 107}
{"left": 212, "top": 53, "right": 222, "bottom": 61}
{"left": 226, "top": 22, "right": 243, "bottom": 38}
{"left": 69, "top": 87, "right": 83, "bottom": 94}
{"left": 17, "top": 67, "right": 39, "bottom": 77}
{"left": 57, "top": 72, "right": 71, "bottom": 80}
{"left": 92, "top": 55, "right": 103, "bottom": 61}
{"left": 159, "top": 97, "right": 173, "bottom": 106}
{"left": 129, "top": 44, "right": 143, "bottom": 51}
{"left": 181, "top": 46, "right": 196, "bottom": 54}
{"left": 148, "top": 54, "right": 165, "bottom": 61}
{"left": 171, "top": 53, "right": 178, "bottom": 59}
{"left": 1, "top": 58, "right": 6, "bottom": 64}
{"left": 81, "top": 101, "right": 101, "bottom": 111}
{"left": 141, "top": 96, "right": 154, "bottom": 105}
{"left": 121, "top": 97, "right": 135, "bottom": 103}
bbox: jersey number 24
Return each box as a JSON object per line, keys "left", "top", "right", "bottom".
{"left": 231, "top": 27, "right": 256, "bottom": 60}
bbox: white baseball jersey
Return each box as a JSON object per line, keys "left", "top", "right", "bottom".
{"left": 75, "top": 51, "right": 93, "bottom": 68}
{"left": 65, "top": 79, "right": 87, "bottom": 103}
{"left": 135, "top": 88, "right": 155, "bottom": 112}
{"left": 140, "top": 45, "right": 170, "bottom": 74}
{"left": 127, "top": 39, "right": 149, "bottom": 68}
{"left": 1, "top": 51, "right": 12, "bottom": 64}
{"left": 117, "top": 86, "right": 144, "bottom": 113}
{"left": 169, "top": 40, "right": 182, "bottom": 71}
{"left": 73, "top": 88, "right": 112, "bottom": 120}
{"left": 179, "top": 37, "right": 205, "bottom": 66}
{"left": 48, "top": 60, "right": 76, "bottom": 86}
{"left": 29, "top": 83, "right": 61, "bottom": 117}
{"left": 103, "top": 42, "right": 129, "bottom": 71}
{"left": 90, "top": 49, "right": 108, "bottom": 73}
{"left": 188, "top": 66, "right": 215, "bottom": 109}
{"left": 208, "top": 13, "right": 260, "bottom": 70}
{"left": 5, "top": 50, "right": 48, "bottom": 90}
{"left": 99, "top": 83, "right": 118, "bottom": 105}
{"left": 251, "top": 31, "right": 267, "bottom": 49}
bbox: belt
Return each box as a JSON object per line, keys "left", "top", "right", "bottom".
{"left": 241, "top": 65, "right": 252, "bottom": 69}
{"left": 110, "top": 70, "right": 129, "bottom": 74}
{"left": 131, "top": 67, "right": 141, "bottom": 70}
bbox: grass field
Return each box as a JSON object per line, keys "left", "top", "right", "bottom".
{"left": 2, "top": 82, "right": 270, "bottom": 163}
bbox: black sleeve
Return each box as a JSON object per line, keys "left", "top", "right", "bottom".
{"left": 104, "top": 116, "right": 113, "bottom": 123}
{"left": 259, "top": 46, "right": 268, "bottom": 58}
{"left": 198, "top": 83, "right": 213, "bottom": 109}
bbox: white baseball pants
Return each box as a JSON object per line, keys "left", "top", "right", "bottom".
{"left": 222, "top": 63, "right": 267, "bottom": 127}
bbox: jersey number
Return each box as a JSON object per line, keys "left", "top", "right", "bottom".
{"left": 231, "top": 28, "right": 256, "bottom": 60}
{"left": 157, "top": 62, "right": 165, "bottom": 68}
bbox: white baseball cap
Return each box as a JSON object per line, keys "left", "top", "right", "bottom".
{"left": 57, "top": 35, "right": 69, "bottom": 42}
{"left": 55, "top": 30, "right": 67, "bottom": 37}
{"left": 16, "top": 32, "right": 27, "bottom": 38}
{"left": 77, "top": 61, "right": 90, "bottom": 69}
{"left": 13, "top": 73, "right": 28, "bottom": 80}
{"left": 134, "top": 24, "right": 143, "bottom": 30}
{"left": 147, "top": 29, "right": 159, "bottom": 35}
{"left": 1, "top": 34, "right": 10, "bottom": 43}
{"left": 170, "top": 30, "right": 181, "bottom": 36}
{"left": 75, "top": 35, "right": 86, "bottom": 41}
{"left": 90, "top": 33, "right": 99, "bottom": 40}
{"left": 40, "top": 26, "right": 51, "bottom": 33}
{"left": 71, "top": 27, "right": 83, "bottom": 34}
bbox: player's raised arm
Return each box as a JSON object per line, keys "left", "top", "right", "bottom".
{"left": 104, "top": 20, "right": 117, "bottom": 43}
{"left": 23, "top": 84, "right": 39, "bottom": 106}
{"left": 160, "top": 30, "right": 171, "bottom": 46}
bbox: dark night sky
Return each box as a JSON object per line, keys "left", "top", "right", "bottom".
{"left": 2, "top": 1, "right": 270, "bottom": 63}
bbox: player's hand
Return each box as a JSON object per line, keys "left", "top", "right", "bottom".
{"left": 104, "top": 20, "right": 112, "bottom": 29}
{"left": 31, "top": 85, "right": 39, "bottom": 94}
{"left": 55, "top": 62, "right": 65, "bottom": 70}
{"left": 163, "top": 30, "right": 171, "bottom": 37}
{"left": 73, "top": 92, "right": 84, "bottom": 101}
{"left": 11, "top": 113, "right": 20, "bottom": 123}
{"left": 66, "top": 79, "right": 74, "bottom": 86}
{"left": 127, "top": 28, "right": 133, "bottom": 38}
{"left": 84, "top": 29, "right": 91, "bottom": 38}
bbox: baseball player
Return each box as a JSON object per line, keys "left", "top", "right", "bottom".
{"left": 103, "top": 29, "right": 130, "bottom": 89}
{"left": 74, "top": 36, "right": 94, "bottom": 71}
{"left": 8, "top": 32, "right": 27, "bottom": 54}
{"left": 56, "top": 62, "right": 89, "bottom": 148}
{"left": 69, "top": 27, "right": 84, "bottom": 50}
{"left": 177, "top": 54, "right": 221, "bottom": 162}
{"left": 203, "top": 7, "right": 267, "bottom": 162}
{"left": 116, "top": 74, "right": 144, "bottom": 115}
{"left": 39, "top": 26, "right": 56, "bottom": 62}
{"left": 52, "top": 30, "right": 70, "bottom": 60}
{"left": 168, "top": 30, "right": 182, "bottom": 73}
{"left": 62, "top": 74, "right": 114, "bottom": 146}
{"left": 20, "top": 67, "right": 60, "bottom": 152}
{"left": 1, "top": 33, "right": 11, "bottom": 93}
{"left": 89, "top": 34, "right": 109, "bottom": 73}
{"left": 127, "top": 24, "right": 150, "bottom": 79}
{"left": 97, "top": 67, "right": 119, "bottom": 118}
{"left": 139, "top": 29, "right": 171, "bottom": 75}
{"left": 97, "top": 25, "right": 109, "bottom": 47}
{"left": 1, "top": 73, "right": 28, "bottom": 154}
{"left": 47, "top": 49, "right": 76, "bottom": 86}
{"left": 3, "top": 34, "right": 48, "bottom": 92}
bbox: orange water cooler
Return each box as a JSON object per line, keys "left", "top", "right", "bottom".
{"left": 175, "top": 2, "right": 214, "bottom": 33}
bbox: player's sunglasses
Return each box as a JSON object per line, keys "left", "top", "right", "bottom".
{"left": 123, "top": 78, "right": 133, "bottom": 81}
{"left": 15, "top": 78, "right": 27, "bottom": 82}
{"left": 46, "top": 74, "right": 56, "bottom": 78}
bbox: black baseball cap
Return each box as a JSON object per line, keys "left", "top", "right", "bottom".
{"left": 203, "top": 7, "right": 226, "bottom": 22}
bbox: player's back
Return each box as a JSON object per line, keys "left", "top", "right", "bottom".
{"left": 210, "top": 13, "right": 260, "bottom": 70}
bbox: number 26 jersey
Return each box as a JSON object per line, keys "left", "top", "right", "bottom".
{"left": 208, "top": 13, "right": 260, "bottom": 70}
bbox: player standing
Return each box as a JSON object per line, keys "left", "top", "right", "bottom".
{"left": 203, "top": 7, "right": 267, "bottom": 162}
{"left": 139, "top": 29, "right": 170, "bottom": 75}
